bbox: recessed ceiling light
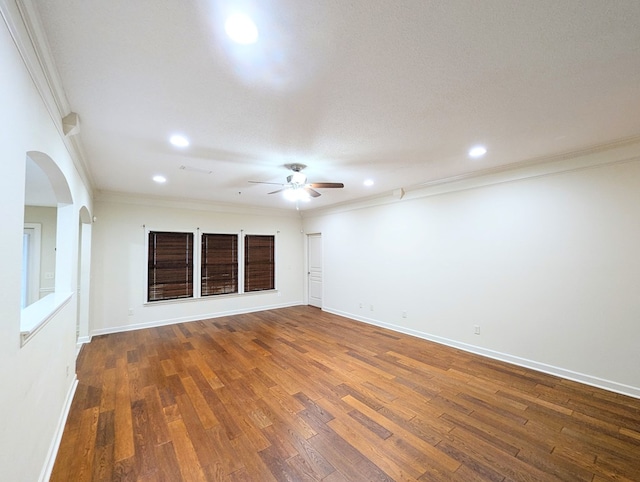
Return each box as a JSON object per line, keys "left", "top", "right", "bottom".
{"left": 169, "top": 134, "right": 189, "bottom": 148}
{"left": 468, "top": 145, "right": 487, "bottom": 158}
{"left": 153, "top": 175, "right": 167, "bottom": 183}
{"left": 225, "top": 13, "right": 258, "bottom": 44}
{"left": 364, "top": 179, "right": 374, "bottom": 187}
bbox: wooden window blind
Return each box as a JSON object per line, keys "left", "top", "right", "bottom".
{"left": 148, "top": 231, "right": 194, "bottom": 302}
{"left": 244, "top": 234, "right": 275, "bottom": 292}
{"left": 201, "top": 233, "right": 238, "bottom": 296}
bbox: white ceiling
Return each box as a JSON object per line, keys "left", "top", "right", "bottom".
{"left": 33, "top": 0, "right": 640, "bottom": 211}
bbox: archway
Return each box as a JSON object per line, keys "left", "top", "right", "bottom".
{"left": 21, "top": 151, "right": 74, "bottom": 344}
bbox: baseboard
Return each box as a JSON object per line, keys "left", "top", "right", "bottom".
{"left": 39, "top": 376, "right": 78, "bottom": 482}
{"left": 90, "top": 301, "right": 304, "bottom": 337}
{"left": 324, "top": 308, "right": 640, "bottom": 400}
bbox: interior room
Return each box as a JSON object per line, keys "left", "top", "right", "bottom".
{"left": 1, "top": 1, "right": 640, "bottom": 480}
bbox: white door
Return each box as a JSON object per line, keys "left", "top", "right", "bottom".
{"left": 308, "top": 234, "right": 322, "bottom": 308}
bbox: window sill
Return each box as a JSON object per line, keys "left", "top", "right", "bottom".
{"left": 20, "top": 291, "right": 73, "bottom": 346}
{"left": 144, "top": 289, "right": 278, "bottom": 306}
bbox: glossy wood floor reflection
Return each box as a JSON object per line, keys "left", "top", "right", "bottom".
{"left": 51, "top": 307, "right": 640, "bottom": 481}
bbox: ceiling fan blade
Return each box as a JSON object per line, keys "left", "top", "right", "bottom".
{"left": 304, "top": 187, "right": 321, "bottom": 198}
{"left": 308, "top": 182, "right": 344, "bottom": 189}
{"left": 268, "top": 188, "right": 287, "bottom": 194}
{"left": 249, "top": 181, "right": 285, "bottom": 186}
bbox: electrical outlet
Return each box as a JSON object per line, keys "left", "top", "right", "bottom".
{"left": 359, "top": 303, "right": 363, "bottom": 309}
{"left": 402, "top": 311, "right": 407, "bottom": 318}
{"left": 128, "top": 309, "right": 134, "bottom": 316}
{"left": 474, "top": 325, "right": 480, "bottom": 335}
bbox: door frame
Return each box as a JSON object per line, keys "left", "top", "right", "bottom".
{"left": 22, "top": 223, "right": 42, "bottom": 307}
{"left": 306, "top": 233, "right": 322, "bottom": 308}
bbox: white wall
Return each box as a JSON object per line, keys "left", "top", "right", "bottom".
{"left": 2, "top": 7, "right": 639, "bottom": 482}
{"left": 0, "top": 3, "right": 93, "bottom": 480}
{"left": 303, "top": 155, "right": 640, "bottom": 397}
{"left": 90, "top": 194, "right": 304, "bottom": 334}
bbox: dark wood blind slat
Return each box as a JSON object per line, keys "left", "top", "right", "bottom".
{"left": 201, "top": 233, "right": 238, "bottom": 296}
{"left": 244, "top": 235, "right": 275, "bottom": 292}
{"left": 148, "top": 231, "right": 194, "bottom": 301}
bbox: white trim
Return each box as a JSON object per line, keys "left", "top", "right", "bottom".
{"left": 38, "top": 376, "right": 78, "bottom": 482}
{"left": 143, "top": 288, "right": 279, "bottom": 307}
{"left": 200, "top": 230, "right": 242, "bottom": 297}
{"left": 194, "top": 228, "right": 201, "bottom": 298}
{"left": 243, "top": 231, "right": 278, "bottom": 293}
{"left": 145, "top": 228, "right": 198, "bottom": 304}
{"left": 238, "top": 231, "right": 245, "bottom": 293}
{"left": 324, "top": 307, "right": 640, "bottom": 400}
{"left": 23, "top": 223, "right": 41, "bottom": 306}
{"left": 303, "top": 138, "right": 640, "bottom": 219}
{"left": 144, "top": 229, "right": 279, "bottom": 303}
{"left": 306, "top": 233, "right": 323, "bottom": 308}
{"left": 0, "top": 0, "right": 94, "bottom": 190}
{"left": 97, "top": 190, "right": 300, "bottom": 218}
{"left": 91, "top": 301, "right": 303, "bottom": 337}
{"left": 20, "top": 291, "right": 73, "bottom": 345}
{"left": 274, "top": 230, "right": 278, "bottom": 293}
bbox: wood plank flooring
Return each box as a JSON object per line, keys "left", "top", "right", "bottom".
{"left": 51, "top": 306, "right": 640, "bottom": 481}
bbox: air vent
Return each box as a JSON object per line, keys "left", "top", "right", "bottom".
{"left": 179, "top": 165, "right": 212, "bottom": 174}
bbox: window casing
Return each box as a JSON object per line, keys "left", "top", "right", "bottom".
{"left": 244, "top": 234, "right": 275, "bottom": 292}
{"left": 146, "top": 230, "right": 275, "bottom": 302}
{"left": 201, "top": 233, "right": 238, "bottom": 296}
{"left": 148, "top": 231, "right": 194, "bottom": 301}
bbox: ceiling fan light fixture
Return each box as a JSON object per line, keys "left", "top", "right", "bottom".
{"left": 290, "top": 171, "right": 307, "bottom": 185}
{"left": 283, "top": 187, "right": 310, "bottom": 202}
{"left": 250, "top": 163, "right": 343, "bottom": 202}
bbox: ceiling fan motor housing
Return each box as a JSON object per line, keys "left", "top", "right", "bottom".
{"left": 284, "top": 163, "right": 307, "bottom": 172}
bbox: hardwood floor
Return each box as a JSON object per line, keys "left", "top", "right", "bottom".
{"left": 51, "top": 306, "right": 640, "bottom": 481}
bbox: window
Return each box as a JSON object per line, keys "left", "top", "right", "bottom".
{"left": 148, "top": 231, "right": 194, "bottom": 301}
{"left": 146, "top": 230, "right": 275, "bottom": 302}
{"left": 244, "top": 234, "right": 275, "bottom": 292}
{"left": 201, "top": 233, "right": 238, "bottom": 296}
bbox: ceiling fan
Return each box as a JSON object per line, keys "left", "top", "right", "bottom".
{"left": 249, "top": 163, "right": 344, "bottom": 200}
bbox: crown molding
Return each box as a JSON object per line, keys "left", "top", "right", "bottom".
{"left": 303, "top": 136, "right": 640, "bottom": 219}
{"left": 416, "top": 135, "right": 640, "bottom": 190}
{"left": 1, "top": 0, "right": 94, "bottom": 191}
{"left": 96, "top": 190, "right": 303, "bottom": 219}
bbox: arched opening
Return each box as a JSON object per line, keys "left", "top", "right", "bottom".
{"left": 21, "top": 151, "right": 74, "bottom": 344}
